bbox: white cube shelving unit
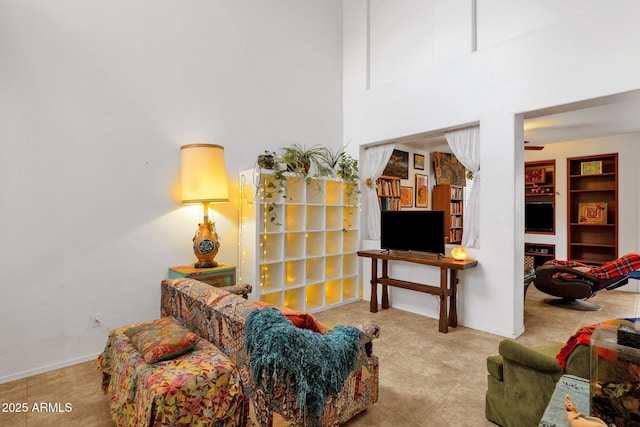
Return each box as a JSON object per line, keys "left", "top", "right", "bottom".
{"left": 238, "top": 169, "right": 360, "bottom": 313}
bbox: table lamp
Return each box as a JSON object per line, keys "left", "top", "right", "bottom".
{"left": 180, "top": 143, "right": 229, "bottom": 268}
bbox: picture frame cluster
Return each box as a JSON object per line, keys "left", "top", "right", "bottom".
{"left": 382, "top": 149, "right": 429, "bottom": 209}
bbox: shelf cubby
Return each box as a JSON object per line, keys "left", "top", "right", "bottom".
{"left": 260, "top": 233, "right": 283, "bottom": 263}
{"left": 285, "top": 205, "right": 305, "bottom": 232}
{"left": 285, "top": 178, "right": 306, "bottom": 203}
{"left": 260, "top": 175, "right": 283, "bottom": 203}
{"left": 343, "top": 183, "right": 358, "bottom": 206}
{"left": 325, "top": 280, "right": 342, "bottom": 306}
{"left": 306, "top": 205, "right": 325, "bottom": 230}
{"left": 306, "top": 180, "right": 325, "bottom": 204}
{"left": 284, "top": 287, "right": 305, "bottom": 311}
{"left": 305, "top": 283, "right": 325, "bottom": 312}
{"left": 285, "top": 260, "right": 305, "bottom": 287}
{"left": 325, "top": 231, "right": 342, "bottom": 255}
{"left": 343, "top": 206, "right": 358, "bottom": 230}
{"left": 325, "top": 180, "right": 343, "bottom": 205}
{"left": 343, "top": 253, "right": 357, "bottom": 276}
{"left": 305, "top": 231, "right": 325, "bottom": 257}
{"left": 259, "top": 262, "right": 284, "bottom": 291}
{"left": 343, "top": 230, "right": 358, "bottom": 253}
{"left": 306, "top": 257, "right": 325, "bottom": 284}
{"left": 260, "top": 203, "right": 283, "bottom": 233}
{"left": 284, "top": 232, "right": 305, "bottom": 259}
{"left": 325, "top": 255, "right": 342, "bottom": 279}
{"left": 326, "top": 206, "right": 343, "bottom": 229}
{"left": 343, "top": 276, "right": 358, "bottom": 300}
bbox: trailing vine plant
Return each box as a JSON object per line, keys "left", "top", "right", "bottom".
{"left": 258, "top": 144, "right": 360, "bottom": 226}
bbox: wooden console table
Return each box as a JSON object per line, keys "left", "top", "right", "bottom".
{"left": 357, "top": 249, "right": 478, "bottom": 333}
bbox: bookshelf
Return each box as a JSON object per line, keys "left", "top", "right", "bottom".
{"left": 376, "top": 175, "right": 401, "bottom": 211}
{"left": 567, "top": 153, "right": 618, "bottom": 265}
{"left": 432, "top": 184, "right": 464, "bottom": 244}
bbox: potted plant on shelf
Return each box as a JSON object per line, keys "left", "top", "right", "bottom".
{"left": 279, "top": 143, "right": 325, "bottom": 177}
{"left": 257, "top": 150, "right": 277, "bottom": 170}
{"left": 261, "top": 144, "right": 322, "bottom": 224}
{"left": 260, "top": 143, "right": 360, "bottom": 225}
{"left": 317, "top": 146, "right": 360, "bottom": 203}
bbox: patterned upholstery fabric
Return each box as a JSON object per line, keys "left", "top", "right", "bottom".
{"left": 161, "top": 278, "right": 380, "bottom": 427}
{"left": 97, "top": 322, "right": 244, "bottom": 427}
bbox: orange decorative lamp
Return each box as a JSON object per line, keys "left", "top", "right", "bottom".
{"left": 451, "top": 245, "right": 467, "bottom": 261}
{"left": 180, "top": 144, "right": 229, "bottom": 268}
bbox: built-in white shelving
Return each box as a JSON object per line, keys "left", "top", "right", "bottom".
{"left": 239, "top": 169, "right": 360, "bottom": 313}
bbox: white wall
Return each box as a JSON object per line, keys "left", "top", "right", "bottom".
{"left": 0, "top": 0, "right": 343, "bottom": 382}
{"left": 344, "top": 0, "right": 640, "bottom": 337}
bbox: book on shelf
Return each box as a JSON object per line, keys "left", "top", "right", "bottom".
{"left": 379, "top": 197, "right": 400, "bottom": 211}
{"left": 451, "top": 186, "right": 463, "bottom": 200}
{"left": 377, "top": 177, "right": 400, "bottom": 197}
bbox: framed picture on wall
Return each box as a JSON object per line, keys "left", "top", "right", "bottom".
{"left": 413, "top": 154, "right": 425, "bottom": 170}
{"left": 433, "top": 152, "right": 466, "bottom": 186}
{"left": 415, "top": 174, "right": 428, "bottom": 208}
{"left": 382, "top": 149, "right": 409, "bottom": 179}
{"left": 400, "top": 186, "right": 413, "bottom": 207}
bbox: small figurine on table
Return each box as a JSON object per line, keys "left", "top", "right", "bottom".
{"left": 564, "top": 394, "right": 607, "bottom": 427}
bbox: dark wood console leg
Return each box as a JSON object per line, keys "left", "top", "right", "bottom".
{"left": 381, "top": 260, "right": 390, "bottom": 309}
{"left": 439, "top": 268, "right": 448, "bottom": 333}
{"left": 369, "top": 258, "right": 378, "bottom": 313}
{"left": 449, "top": 270, "right": 458, "bottom": 328}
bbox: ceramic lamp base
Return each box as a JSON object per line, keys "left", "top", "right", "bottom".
{"left": 192, "top": 220, "right": 220, "bottom": 269}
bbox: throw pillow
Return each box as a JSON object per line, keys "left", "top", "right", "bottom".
{"left": 127, "top": 317, "right": 200, "bottom": 363}
{"left": 251, "top": 301, "right": 328, "bottom": 334}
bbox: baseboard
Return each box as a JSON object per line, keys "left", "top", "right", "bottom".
{"left": 0, "top": 352, "right": 101, "bottom": 384}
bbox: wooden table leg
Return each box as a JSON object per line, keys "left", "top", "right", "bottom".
{"left": 381, "top": 259, "right": 390, "bottom": 309}
{"left": 369, "top": 258, "right": 378, "bottom": 313}
{"left": 449, "top": 270, "right": 458, "bottom": 327}
{"left": 439, "top": 267, "right": 448, "bottom": 333}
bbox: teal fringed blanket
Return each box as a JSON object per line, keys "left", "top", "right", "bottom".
{"left": 245, "top": 307, "right": 362, "bottom": 418}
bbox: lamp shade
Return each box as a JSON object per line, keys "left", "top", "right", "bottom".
{"left": 180, "top": 144, "right": 229, "bottom": 204}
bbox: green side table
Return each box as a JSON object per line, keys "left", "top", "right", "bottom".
{"left": 168, "top": 263, "right": 236, "bottom": 288}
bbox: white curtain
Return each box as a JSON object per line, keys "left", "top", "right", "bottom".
{"left": 445, "top": 126, "right": 480, "bottom": 248}
{"left": 363, "top": 144, "right": 395, "bottom": 240}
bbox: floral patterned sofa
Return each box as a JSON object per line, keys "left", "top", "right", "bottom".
{"left": 161, "top": 278, "right": 380, "bottom": 427}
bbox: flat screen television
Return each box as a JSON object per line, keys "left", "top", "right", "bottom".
{"left": 381, "top": 210, "right": 445, "bottom": 255}
{"left": 525, "top": 202, "right": 554, "bottom": 232}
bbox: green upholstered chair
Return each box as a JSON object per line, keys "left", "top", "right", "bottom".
{"left": 485, "top": 339, "right": 590, "bottom": 427}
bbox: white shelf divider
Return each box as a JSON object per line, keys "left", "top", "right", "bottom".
{"left": 239, "top": 169, "right": 360, "bottom": 311}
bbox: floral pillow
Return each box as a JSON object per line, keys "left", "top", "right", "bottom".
{"left": 127, "top": 317, "right": 200, "bottom": 363}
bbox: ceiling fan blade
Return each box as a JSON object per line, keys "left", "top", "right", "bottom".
{"left": 524, "top": 140, "right": 544, "bottom": 150}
